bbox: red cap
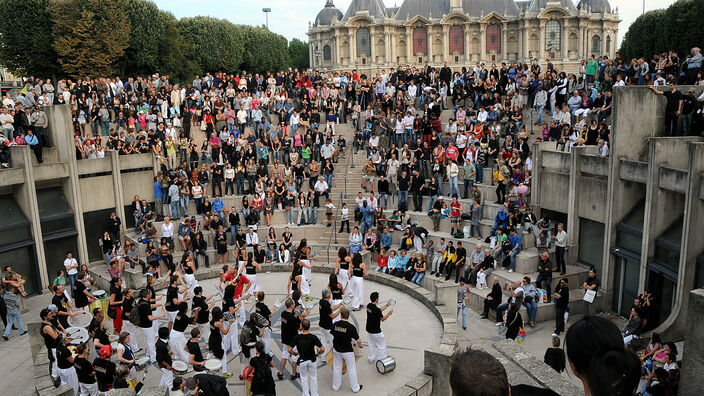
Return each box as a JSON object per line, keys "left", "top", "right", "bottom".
{"left": 99, "top": 345, "right": 112, "bottom": 359}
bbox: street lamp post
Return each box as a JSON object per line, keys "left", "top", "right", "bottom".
{"left": 262, "top": 8, "right": 271, "bottom": 29}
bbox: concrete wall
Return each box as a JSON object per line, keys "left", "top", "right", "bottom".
{"left": 680, "top": 289, "right": 704, "bottom": 396}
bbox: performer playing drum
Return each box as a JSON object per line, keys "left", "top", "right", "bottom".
{"left": 254, "top": 291, "right": 277, "bottom": 356}
{"left": 331, "top": 308, "right": 363, "bottom": 393}
{"left": 181, "top": 252, "right": 199, "bottom": 295}
{"left": 335, "top": 248, "right": 352, "bottom": 291}
{"left": 366, "top": 292, "right": 394, "bottom": 364}
{"left": 208, "top": 307, "right": 233, "bottom": 378}
{"left": 319, "top": 289, "right": 344, "bottom": 353}
{"left": 348, "top": 253, "right": 367, "bottom": 311}
{"left": 327, "top": 274, "right": 345, "bottom": 323}
{"left": 241, "top": 252, "right": 262, "bottom": 295}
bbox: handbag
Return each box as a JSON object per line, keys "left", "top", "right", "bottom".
{"left": 200, "top": 121, "right": 207, "bottom": 131}
{"left": 107, "top": 306, "right": 117, "bottom": 319}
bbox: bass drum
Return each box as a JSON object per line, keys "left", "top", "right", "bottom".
{"left": 376, "top": 356, "right": 396, "bottom": 374}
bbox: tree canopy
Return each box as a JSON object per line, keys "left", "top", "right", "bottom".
{"left": 620, "top": 0, "right": 704, "bottom": 61}
{"left": 0, "top": 0, "right": 308, "bottom": 81}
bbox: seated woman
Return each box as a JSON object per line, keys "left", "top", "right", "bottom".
{"left": 3, "top": 266, "right": 28, "bottom": 296}
{"left": 348, "top": 226, "right": 362, "bottom": 254}
{"left": 621, "top": 307, "right": 643, "bottom": 346}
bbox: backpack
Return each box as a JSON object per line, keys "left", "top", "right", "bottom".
{"left": 129, "top": 301, "right": 148, "bottom": 326}
{"left": 239, "top": 323, "right": 256, "bottom": 346}
{"left": 501, "top": 238, "right": 512, "bottom": 255}
{"left": 251, "top": 355, "right": 274, "bottom": 393}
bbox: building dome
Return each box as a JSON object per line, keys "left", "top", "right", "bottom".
{"left": 462, "top": 0, "right": 520, "bottom": 16}
{"left": 315, "top": 0, "right": 343, "bottom": 26}
{"left": 394, "top": 0, "right": 449, "bottom": 20}
{"left": 577, "top": 0, "right": 612, "bottom": 13}
{"left": 527, "top": 0, "right": 577, "bottom": 12}
{"left": 342, "top": 0, "right": 387, "bottom": 21}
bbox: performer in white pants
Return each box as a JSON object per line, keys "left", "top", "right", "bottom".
{"left": 335, "top": 248, "right": 351, "bottom": 291}
{"left": 331, "top": 308, "right": 362, "bottom": 393}
{"left": 319, "top": 289, "right": 343, "bottom": 353}
{"left": 289, "top": 319, "right": 325, "bottom": 396}
{"left": 365, "top": 292, "right": 393, "bottom": 363}
{"left": 168, "top": 306, "right": 192, "bottom": 363}
{"left": 181, "top": 253, "right": 199, "bottom": 295}
{"left": 348, "top": 253, "right": 368, "bottom": 311}
{"left": 156, "top": 327, "right": 174, "bottom": 388}
{"left": 255, "top": 291, "right": 276, "bottom": 356}
{"left": 299, "top": 259, "right": 313, "bottom": 298}
{"left": 137, "top": 288, "right": 165, "bottom": 363}
{"left": 209, "top": 307, "right": 233, "bottom": 377}
{"left": 56, "top": 336, "right": 79, "bottom": 396}
{"left": 327, "top": 274, "right": 345, "bottom": 324}
{"left": 73, "top": 343, "right": 98, "bottom": 396}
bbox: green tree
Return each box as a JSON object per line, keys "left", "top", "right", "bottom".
{"left": 0, "top": 0, "right": 61, "bottom": 77}
{"left": 239, "top": 25, "right": 289, "bottom": 74}
{"left": 288, "top": 38, "right": 309, "bottom": 70}
{"left": 121, "top": 0, "right": 180, "bottom": 77}
{"left": 50, "top": 0, "right": 130, "bottom": 78}
{"left": 177, "top": 17, "right": 244, "bottom": 73}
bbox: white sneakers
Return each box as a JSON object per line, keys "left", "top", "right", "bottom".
{"left": 508, "top": 269, "right": 514, "bottom": 273}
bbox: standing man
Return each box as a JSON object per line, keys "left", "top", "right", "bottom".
{"left": 536, "top": 252, "right": 553, "bottom": 302}
{"left": 331, "top": 308, "right": 363, "bottom": 393}
{"left": 457, "top": 279, "right": 470, "bottom": 330}
{"left": 410, "top": 168, "right": 425, "bottom": 212}
{"left": 156, "top": 327, "right": 174, "bottom": 387}
{"left": 153, "top": 177, "right": 164, "bottom": 217}
{"left": 582, "top": 267, "right": 600, "bottom": 316}
{"left": 551, "top": 223, "right": 568, "bottom": 275}
{"left": 137, "top": 288, "right": 164, "bottom": 364}
{"left": 277, "top": 298, "right": 301, "bottom": 380}
{"left": 552, "top": 278, "right": 569, "bottom": 337}
{"left": 318, "top": 289, "right": 343, "bottom": 353}
{"left": 365, "top": 292, "right": 393, "bottom": 364}
{"left": 289, "top": 319, "right": 325, "bottom": 396}
{"left": 64, "top": 251, "right": 78, "bottom": 297}
{"left": 649, "top": 82, "right": 683, "bottom": 136}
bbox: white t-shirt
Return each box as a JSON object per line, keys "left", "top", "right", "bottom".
{"left": 64, "top": 258, "right": 78, "bottom": 275}
{"left": 162, "top": 223, "right": 174, "bottom": 238}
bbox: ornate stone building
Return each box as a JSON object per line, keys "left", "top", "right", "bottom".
{"left": 307, "top": 0, "right": 619, "bottom": 74}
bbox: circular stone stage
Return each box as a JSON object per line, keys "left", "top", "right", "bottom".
{"left": 135, "top": 272, "right": 444, "bottom": 395}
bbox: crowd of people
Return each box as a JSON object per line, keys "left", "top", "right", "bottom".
{"left": 3, "top": 44, "right": 701, "bottom": 396}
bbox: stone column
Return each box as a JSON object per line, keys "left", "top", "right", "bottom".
{"left": 539, "top": 19, "right": 546, "bottom": 60}
{"left": 501, "top": 22, "right": 508, "bottom": 62}
{"left": 518, "top": 24, "right": 524, "bottom": 61}
{"left": 334, "top": 29, "right": 341, "bottom": 67}
{"left": 384, "top": 29, "right": 391, "bottom": 66}
{"left": 406, "top": 26, "right": 413, "bottom": 63}
{"left": 479, "top": 22, "right": 487, "bottom": 63}
{"left": 427, "top": 26, "right": 433, "bottom": 64}
{"left": 464, "top": 24, "right": 471, "bottom": 62}
{"left": 578, "top": 24, "right": 584, "bottom": 59}
{"left": 108, "top": 150, "right": 126, "bottom": 233}
{"left": 350, "top": 28, "right": 358, "bottom": 67}
{"left": 369, "top": 29, "right": 376, "bottom": 65}
{"left": 442, "top": 25, "right": 450, "bottom": 62}
{"left": 523, "top": 23, "right": 529, "bottom": 60}
{"left": 562, "top": 19, "right": 569, "bottom": 61}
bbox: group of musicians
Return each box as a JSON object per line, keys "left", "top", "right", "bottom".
{"left": 37, "top": 240, "right": 394, "bottom": 395}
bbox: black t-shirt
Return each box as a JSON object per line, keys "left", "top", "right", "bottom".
{"left": 187, "top": 339, "right": 204, "bottom": 365}
{"left": 74, "top": 356, "right": 96, "bottom": 384}
{"left": 456, "top": 247, "right": 467, "bottom": 264}
{"left": 255, "top": 302, "right": 271, "bottom": 323}
{"left": 365, "top": 303, "right": 383, "bottom": 334}
{"left": 378, "top": 179, "right": 390, "bottom": 194}
{"left": 319, "top": 299, "right": 333, "bottom": 330}
{"left": 52, "top": 293, "right": 70, "bottom": 329}
{"left": 138, "top": 298, "right": 152, "bottom": 328}
{"left": 93, "top": 358, "right": 116, "bottom": 388}
{"left": 166, "top": 285, "right": 179, "bottom": 312}
{"left": 193, "top": 296, "right": 210, "bottom": 324}
{"left": 173, "top": 313, "right": 190, "bottom": 332}
{"left": 291, "top": 333, "right": 322, "bottom": 363}
{"left": 121, "top": 297, "right": 134, "bottom": 320}
{"left": 663, "top": 91, "right": 682, "bottom": 113}
{"left": 74, "top": 282, "right": 88, "bottom": 308}
{"left": 156, "top": 339, "right": 172, "bottom": 367}
{"left": 56, "top": 344, "right": 73, "bottom": 369}
{"left": 249, "top": 355, "right": 275, "bottom": 394}
{"left": 585, "top": 276, "right": 600, "bottom": 292}
{"left": 331, "top": 321, "right": 359, "bottom": 353}
{"left": 397, "top": 174, "right": 410, "bottom": 191}
{"left": 280, "top": 311, "right": 300, "bottom": 346}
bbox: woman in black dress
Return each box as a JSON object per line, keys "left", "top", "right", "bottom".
{"left": 209, "top": 307, "right": 233, "bottom": 378}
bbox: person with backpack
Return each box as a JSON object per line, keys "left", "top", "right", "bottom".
{"left": 277, "top": 298, "right": 301, "bottom": 380}
{"left": 289, "top": 319, "right": 325, "bottom": 396}
{"left": 249, "top": 341, "right": 276, "bottom": 396}
{"left": 136, "top": 288, "right": 164, "bottom": 364}
{"left": 239, "top": 318, "right": 263, "bottom": 380}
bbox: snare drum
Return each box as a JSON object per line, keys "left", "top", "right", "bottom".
{"left": 134, "top": 357, "right": 150, "bottom": 371}
{"left": 67, "top": 310, "right": 93, "bottom": 328}
{"left": 65, "top": 327, "right": 90, "bottom": 345}
{"left": 172, "top": 360, "right": 188, "bottom": 375}
{"left": 204, "top": 359, "right": 222, "bottom": 374}
{"left": 376, "top": 356, "right": 397, "bottom": 374}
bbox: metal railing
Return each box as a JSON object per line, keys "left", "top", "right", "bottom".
{"left": 325, "top": 139, "right": 353, "bottom": 264}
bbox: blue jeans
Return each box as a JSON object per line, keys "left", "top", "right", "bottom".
{"left": 509, "top": 250, "right": 520, "bottom": 270}
{"left": 523, "top": 300, "right": 538, "bottom": 323}
{"left": 68, "top": 273, "right": 77, "bottom": 296}
{"left": 324, "top": 173, "right": 333, "bottom": 188}
{"left": 412, "top": 272, "right": 425, "bottom": 286}
{"left": 457, "top": 304, "right": 467, "bottom": 328}
{"left": 286, "top": 207, "right": 295, "bottom": 224}
{"left": 398, "top": 191, "right": 408, "bottom": 211}
{"left": 376, "top": 266, "right": 389, "bottom": 273}
{"left": 428, "top": 195, "right": 438, "bottom": 211}
{"left": 170, "top": 201, "right": 180, "bottom": 219}
{"left": 310, "top": 207, "right": 318, "bottom": 224}
{"left": 133, "top": 214, "right": 142, "bottom": 233}
{"left": 404, "top": 128, "right": 413, "bottom": 145}
{"left": 536, "top": 105, "right": 545, "bottom": 125}
{"left": 379, "top": 193, "right": 388, "bottom": 208}
{"left": 3, "top": 312, "right": 25, "bottom": 336}
{"left": 230, "top": 225, "right": 240, "bottom": 244}
{"left": 435, "top": 175, "right": 444, "bottom": 196}
{"left": 180, "top": 196, "right": 189, "bottom": 217}
{"left": 475, "top": 163, "right": 483, "bottom": 184}
{"left": 463, "top": 180, "right": 474, "bottom": 199}
{"left": 682, "top": 114, "right": 692, "bottom": 136}
{"left": 449, "top": 176, "right": 460, "bottom": 198}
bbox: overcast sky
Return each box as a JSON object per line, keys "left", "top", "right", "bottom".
{"left": 152, "top": 0, "right": 677, "bottom": 46}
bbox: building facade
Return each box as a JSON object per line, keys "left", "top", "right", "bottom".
{"left": 308, "top": 0, "right": 619, "bottom": 74}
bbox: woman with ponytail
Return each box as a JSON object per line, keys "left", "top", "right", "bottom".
{"left": 566, "top": 316, "right": 641, "bottom": 396}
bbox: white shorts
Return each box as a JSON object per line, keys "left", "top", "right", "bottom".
{"left": 281, "top": 344, "right": 297, "bottom": 360}
{"left": 166, "top": 310, "right": 178, "bottom": 323}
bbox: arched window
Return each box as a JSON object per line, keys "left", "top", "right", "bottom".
{"left": 486, "top": 24, "right": 501, "bottom": 52}
{"left": 413, "top": 27, "right": 427, "bottom": 55}
{"left": 591, "top": 35, "right": 601, "bottom": 55}
{"left": 356, "top": 27, "right": 371, "bottom": 57}
{"left": 545, "top": 20, "right": 561, "bottom": 51}
{"left": 323, "top": 45, "right": 332, "bottom": 61}
{"left": 449, "top": 25, "right": 464, "bottom": 54}
{"left": 605, "top": 36, "right": 611, "bottom": 55}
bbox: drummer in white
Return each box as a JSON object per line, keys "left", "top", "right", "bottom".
{"left": 331, "top": 308, "right": 363, "bottom": 393}
{"left": 365, "top": 292, "right": 393, "bottom": 364}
